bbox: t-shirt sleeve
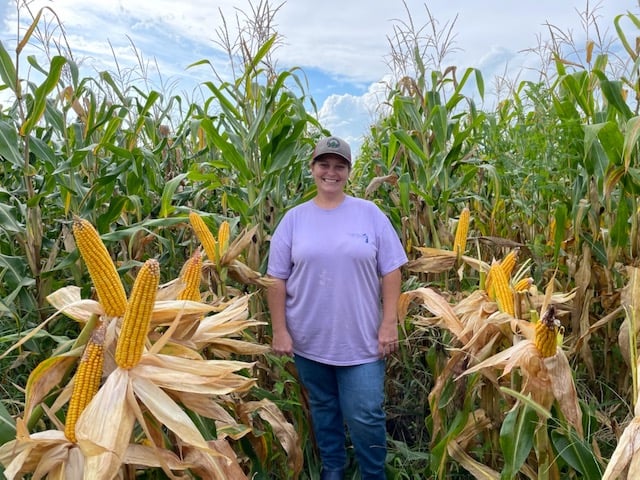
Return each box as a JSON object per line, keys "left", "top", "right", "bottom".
{"left": 376, "top": 211, "right": 408, "bottom": 276}
{"left": 267, "top": 213, "right": 293, "bottom": 279}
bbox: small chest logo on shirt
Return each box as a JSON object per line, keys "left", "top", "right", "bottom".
{"left": 348, "top": 233, "right": 369, "bottom": 243}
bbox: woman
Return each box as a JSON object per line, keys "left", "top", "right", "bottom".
{"left": 267, "top": 136, "right": 407, "bottom": 479}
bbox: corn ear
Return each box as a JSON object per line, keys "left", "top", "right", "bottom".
{"left": 489, "top": 261, "right": 514, "bottom": 316}
{"left": 65, "top": 321, "right": 106, "bottom": 442}
{"left": 501, "top": 249, "right": 519, "bottom": 279}
{"left": 189, "top": 211, "right": 217, "bottom": 262}
{"left": 115, "top": 259, "right": 160, "bottom": 369}
{"left": 514, "top": 277, "right": 533, "bottom": 293}
{"left": 217, "top": 221, "right": 230, "bottom": 258}
{"left": 178, "top": 249, "right": 203, "bottom": 302}
{"left": 534, "top": 306, "right": 559, "bottom": 357}
{"left": 485, "top": 267, "right": 494, "bottom": 299}
{"left": 453, "top": 207, "right": 470, "bottom": 255}
{"left": 72, "top": 217, "right": 127, "bottom": 317}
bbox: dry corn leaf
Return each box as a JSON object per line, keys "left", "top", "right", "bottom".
{"left": 185, "top": 439, "right": 249, "bottom": 479}
{"left": 0, "top": 419, "right": 84, "bottom": 480}
{"left": 75, "top": 368, "right": 136, "bottom": 479}
{"left": 544, "top": 350, "right": 583, "bottom": 435}
{"left": 602, "top": 416, "right": 640, "bottom": 480}
{"left": 131, "top": 376, "right": 211, "bottom": 449}
{"left": 220, "top": 225, "right": 258, "bottom": 264}
{"left": 408, "top": 246, "right": 489, "bottom": 274}
{"left": 401, "top": 287, "right": 467, "bottom": 342}
{"left": 240, "top": 399, "right": 303, "bottom": 477}
{"left": 174, "top": 392, "right": 252, "bottom": 440}
{"left": 447, "top": 440, "right": 499, "bottom": 479}
{"left": 23, "top": 355, "right": 78, "bottom": 423}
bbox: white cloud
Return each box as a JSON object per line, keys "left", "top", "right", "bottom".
{"left": 318, "top": 79, "right": 391, "bottom": 157}
{"left": 1, "top": 0, "right": 639, "bottom": 155}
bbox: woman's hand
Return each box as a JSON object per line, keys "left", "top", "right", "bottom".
{"left": 272, "top": 329, "right": 294, "bottom": 357}
{"left": 378, "top": 320, "right": 399, "bottom": 357}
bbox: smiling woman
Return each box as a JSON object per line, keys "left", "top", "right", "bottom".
{"left": 266, "top": 135, "right": 408, "bottom": 479}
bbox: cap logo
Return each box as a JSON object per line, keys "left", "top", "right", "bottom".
{"left": 326, "top": 137, "right": 340, "bottom": 149}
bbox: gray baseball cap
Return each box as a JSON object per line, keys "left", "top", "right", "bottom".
{"left": 312, "top": 136, "right": 351, "bottom": 165}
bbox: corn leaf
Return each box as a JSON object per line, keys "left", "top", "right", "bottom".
{"left": 551, "top": 428, "right": 603, "bottom": 479}
{"left": 0, "top": 400, "right": 16, "bottom": 445}
{"left": 0, "top": 41, "right": 16, "bottom": 93}
{"left": 499, "top": 402, "right": 537, "bottom": 480}
{"left": 159, "top": 173, "right": 187, "bottom": 218}
{"left": 0, "top": 120, "right": 22, "bottom": 166}
{"left": 20, "top": 56, "right": 66, "bottom": 137}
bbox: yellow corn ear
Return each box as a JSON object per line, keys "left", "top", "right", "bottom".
{"left": 534, "top": 306, "right": 559, "bottom": 357}
{"left": 65, "top": 321, "right": 106, "bottom": 442}
{"left": 72, "top": 217, "right": 127, "bottom": 317}
{"left": 189, "top": 211, "right": 217, "bottom": 262}
{"left": 217, "top": 221, "right": 230, "bottom": 258}
{"left": 489, "top": 261, "right": 514, "bottom": 316}
{"left": 485, "top": 268, "right": 494, "bottom": 299}
{"left": 501, "top": 249, "right": 519, "bottom": 279}
{"left": 178, "top": 249, "right": 203, "bottom": 302}
{"left": 453, "top": 207, "right": 470, "bottom": 255}
{"left": 115, "top": 259, "right": 160, "bottom": 369}
{"left": 514, "top": 277, "right": 533, "bottom": 293}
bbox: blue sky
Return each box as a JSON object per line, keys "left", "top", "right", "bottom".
{"left": 1, "top": 0, "right": 639, "bottom": 156}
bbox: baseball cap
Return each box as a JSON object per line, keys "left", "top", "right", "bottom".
{"left": 312, "top": 136, "right": 351, "bottom": 165}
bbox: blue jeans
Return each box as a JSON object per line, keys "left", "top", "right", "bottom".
{"left": 294, "top": 355, "right": 387, "bottom": 479}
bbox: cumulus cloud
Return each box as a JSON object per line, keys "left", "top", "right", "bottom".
{"left": 318, "top": 79, "right": 391, "bottom": 157}
{"left": 1, "top": 0, "right": 638, "bottom": 151}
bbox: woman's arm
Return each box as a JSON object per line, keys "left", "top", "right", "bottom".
{"left": 267, "top": 276, "right": 294, "bottom": 356}
{"left": 378, "top": 268, "right": 402, "bottom": 357}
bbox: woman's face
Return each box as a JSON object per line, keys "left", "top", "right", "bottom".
{"left": 311, "top": 155, "right": 350, "bottom": 193}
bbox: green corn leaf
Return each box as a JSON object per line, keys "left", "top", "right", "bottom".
{"left": 20, "top": 55, "right": 66, "bottom": 136}
{"left": 0, "top": 119, "right": 22, "bottom": 166}
{"left": 499, "top": 402, "right": 538, "bottom": 480}
{"left": 0, "top": 41, "right": 16, "bottom": 93}
{"left": 159, "top": 173, "right": 187, "bottom": 218}
{"left": 551, "top": 428, "right": 603, "bottom": 479}
{"left": 623, "top": 116, "right": 640, "bottom": 171}
{"left": 0, "top": 399, "right": 16, "bottom": 445}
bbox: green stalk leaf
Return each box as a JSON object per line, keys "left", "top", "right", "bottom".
{"left": 159, "top": 173, "right": 187, "bottom": 218}
{"left": 0, "top": 41, "right": 16, "bottom": 93}
{"left": 551, "top": 429, "right": 603, "bottom": 479}
{"left": 499, "top": 402, "right": 538, "bottom": 480}
{"left": 20, "top": 56, "right": 66, "bottom": 137}
{"left": 0, "top": 119, "right": 22, "bottom": 165}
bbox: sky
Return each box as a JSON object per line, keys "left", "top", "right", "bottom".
{"left": 1, "top": 0, "right": 639, "bottom": 156}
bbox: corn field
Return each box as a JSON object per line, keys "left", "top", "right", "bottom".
{"left": 2, "top": 2, "right": 640, "bottom": 479}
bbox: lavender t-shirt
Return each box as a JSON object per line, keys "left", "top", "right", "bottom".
{"left": 267, "top": 196, "right": 408, "bottom": 365}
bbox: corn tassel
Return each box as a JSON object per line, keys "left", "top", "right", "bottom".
{"left": 178, "top": 249, "right": 203, "bottom": 302}
{"left": 501, "top": 249, "right": 519, "bottom": 279}
{"left": 115, "top": 259, "right": 160, "bottom": 369}
{"left": 534, "top": 305, "right": 560, "bottom": 357}
{"left": 489, "top": 261, "right": 514, "bottom": 316}
{"left": 189, "top": 211, "right": 217, "bottom": 262}
{"left": 453, "top": 207, "right": 470, "bottom": 255}
{"left": 65, "top": 321, "right": 106, "bottom": 442}
{"left": 72, "top": 217, "right": 127, "bottom": 317}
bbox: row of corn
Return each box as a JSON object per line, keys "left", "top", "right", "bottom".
{"left": 401, "top": 206, "right": 580, "bottom": 477}
{"left": 0, "top": 213, "right": 294, "bottom": 479}
{"left": 452, "top": 206, "right": 560, "bottom": 357}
